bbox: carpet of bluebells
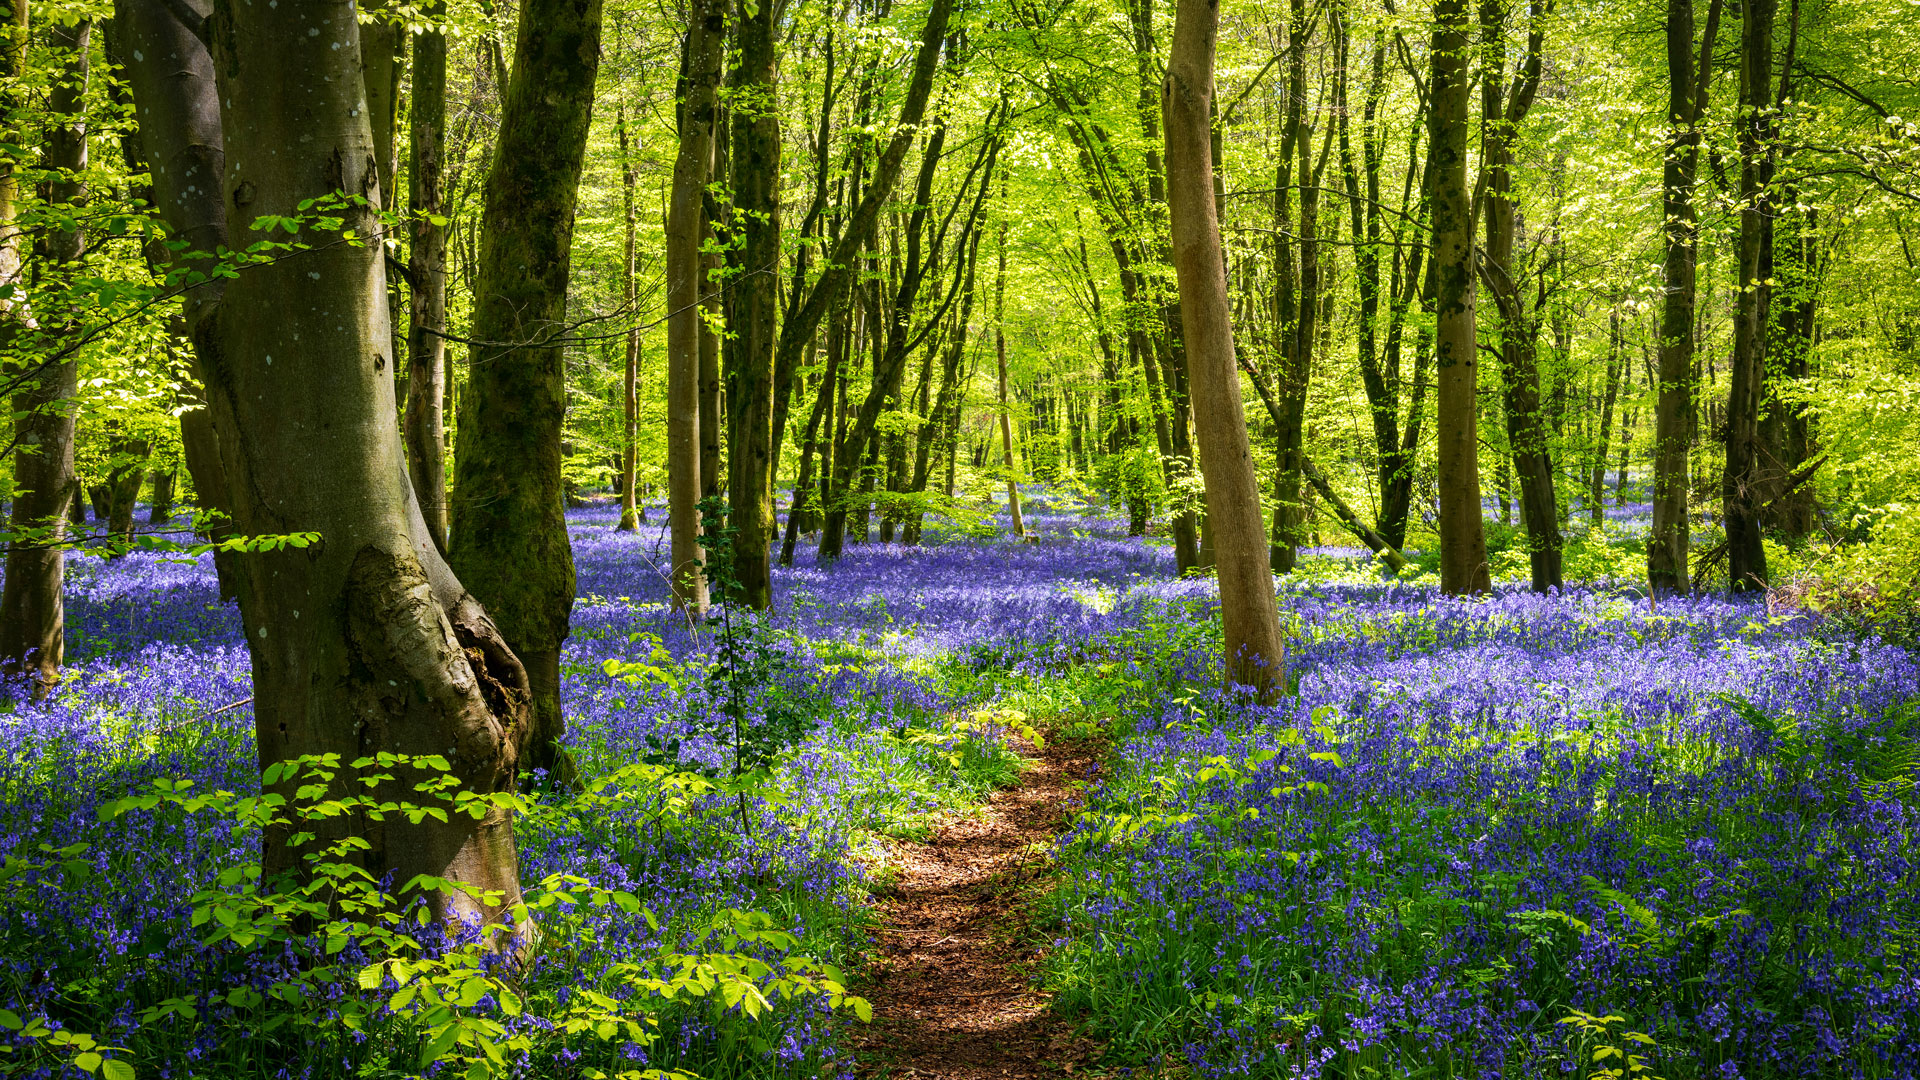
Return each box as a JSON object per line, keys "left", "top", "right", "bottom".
{"left": 1, "top": 494, "right": 1917, "bottom": 1080}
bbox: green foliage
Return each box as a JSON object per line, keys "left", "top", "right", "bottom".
{"left": 87, "top": 753, "right": 865, "bottom": 1080}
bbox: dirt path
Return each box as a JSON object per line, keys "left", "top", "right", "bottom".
{"left": 851, "top": 734, "right": 1104, "bottom": 1079}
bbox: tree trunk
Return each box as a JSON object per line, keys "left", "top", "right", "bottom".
{"left": 1723, "top": 0, "right": 1773, "bottom": 592}
{"left": 0, "top": 16, "right": 86, "bottom": 697}
{"left": 666, "top": 0, "right": 723, "bottom": 609}
{"left": 106, "top": 434, "right": 152, "bottom": 548}
{"left": 151, "top": 0, "right": 538, "bottom": 926}
{"left": 405, "top": 0, "right": 450, "bottom": 552}
{"left": 1429, "top": 0, "right": 1491, "bottom": 595}
{"left": 1591, "top": 309, "right": 1623, "bottom": 525}
{"left": 450, "top": 0, "right": 601, "bottom": 787}
{"left": 1164, "top": 0, "right": 1285, "bottom": 694}
{"left": 617, "top": 104, "right": 642, "bottom": 534}
{"left": 994, "top": 216, "right": 1026, "bottom": 538}
{"left": 115, "top": 0, "right": 239, "bottom": 599}
{"left": 1478, "top": 0, "right": 1559, "bottom": 593}
{"left": 1649, "top": 0, "right": 1720, "bottom": 594}
{"left": 722, "top": 0, "right": 781, "bottom": 608}
{"left": 148, "top": 468, "right": 176, "bottom": 525}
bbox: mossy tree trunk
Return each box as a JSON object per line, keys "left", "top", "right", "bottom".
{"left": 451, "top": 0, "right": 602, "bottom": 785}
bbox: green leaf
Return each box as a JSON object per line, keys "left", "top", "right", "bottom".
{"left": 102, "top": 1061, "right": 135, "bottom": 1080}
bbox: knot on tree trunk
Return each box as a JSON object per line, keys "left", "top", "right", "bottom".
{"left": 344, "top": 544, "right": 531, "bottom": 792}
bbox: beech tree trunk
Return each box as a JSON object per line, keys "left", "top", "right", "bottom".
{"left": 451, "top": 0, "right": 602, "bottom": 785}
{"left": 1429, "top": 0, "right": 1492, "bottom": 595}
{"left": 665, "top": 0, "right": 723, "bottom": 609}
{"left": 617, "top": 105, "right": 642, "bottom": 535}
{"left": 1649, "top": 0, "right": 1719, "bottom": 594}
{"left": 0, "top": 14, "right": 85, "bottom": 696}
{"left": 406, "top": 0, "right": 450, "bottom": 551}
{"left": 120, "top": 0, "right": 537, "bottom": 924}
{"left": 1478, "top": 0, "right": 1558, "bottom": 593}
{"left": 149, "top": 468, "right": 176, "bottom": 524}
{"left": 994, "top": 216, "right": 1026, "bottom": 538}
{"left": 1723, "top": 0, "right": 1773, "bottom": 593}
{"left": 723, "top": 0, "right": 782, "bottom": 608}
{"left": 1163, "top": 0, "right": 1285, "bottom": 694}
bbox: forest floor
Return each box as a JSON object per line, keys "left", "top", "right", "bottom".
{"left": 851, "top": 730, "right": 1109, "bottom": 1079}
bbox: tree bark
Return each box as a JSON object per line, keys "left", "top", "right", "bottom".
{"left": 114, "top": 0, "right": 241, "bottom": 600}
{"left": 617, "top": 104, "right": 642, "bottom": 535}
{"left": 152, "top": 0, "right": 538, "bottom": 925}
{"left": 1723, "top": 0, "right": 1773, "bottom": 592}
{"left": 1429, "top": 0, "right": 1491, "bottom": 595}
{"left": 994, "top": 215, "right": 1026, "bottom": 538}
{"left": 0, "top": 13, "right": 85, "bottom": 697}
{"left": 406, "top": 0, "right": 450, "bottom": 551}
{"left": 1649, "top": 0, "right": 1720, "bottom": 594}
{"left": 148, "top": 468, "right": 176, "bottom": 525}
{"left": 1477, "top": 0, "right": 1559, "bottom": 593}
{"left": 451, "top": 0, "right": 602, "bottom": 786}
{"left": 722, "top": 0, "right": 781, "bottom": 608}
{"left": 666, "top": 0, "right": 723, "bottom": 609}
{"left": 1163, "top": 0, "right": 1285, "bottom": 693}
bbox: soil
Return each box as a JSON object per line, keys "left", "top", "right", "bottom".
{"left": 851, "top": 733, "right": 1106, "bottom": 1079}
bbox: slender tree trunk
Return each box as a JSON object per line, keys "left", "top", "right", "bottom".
{"left": 723, "top": 0, "right": 781, "bottom": 608}
{"left": 0, "top": 13, "right": 84, "bottom": 695}
{"left": 1650, "top": 0, "right": 1719, "bottom": 594}
{"left": 1723, "top": 0, "right": 1773, "bottom": 592}
{"left": 616, "top": 105, "right": 642, "bottom": 534}
{"left": 451, "top": 0, "right": 602, "bottom": 786}
{"left": 1478, "top": 0, "right": 1558, "bottom": 593}
{"left": 994, "top": 216, "right": 1026, "bottom": 538}
{"left": 406, "top": 2, "right": 450, "bottom": 551}
{"left": 1164, "top": 0, "right": 1285, "bottom": 693}
{"left": 1430, "top": 0, "right": 1491, "bottom": 595}
{"left": 148, "top": 469, "right": 175, "bottom": 524}
{"left": 1592, "top": 309, "right": 1624, "bottom": 524}
{"left": 666, "top": 0, "right": 722, "bottom": 609}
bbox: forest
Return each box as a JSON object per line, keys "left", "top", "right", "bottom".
{"left": 0, "top": 0, "right": 1917, "bottom": 1074}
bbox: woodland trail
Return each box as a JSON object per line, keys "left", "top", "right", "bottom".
{"left": 852, "top": 732, "right": 1106, "bottom": 1079}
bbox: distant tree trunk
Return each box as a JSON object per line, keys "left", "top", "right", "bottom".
{"left": 405, "top": 0, "right": 451, "bottom": 551}
{"left": 616, "top": 104, "right": 642, "bottom": 534}
{"left": 994, "top": 216, "right": 1027, "bottom": 538}
{"left": 1650, "top": 0, "right": 1720, "bottom": 594}
{"left": 148, "top": 469, "right": 176, "bottom": 524}
{"left": 0, "top": 16, "right": 87, "bottom": 697}
{"left": 106, "top": 433, "right": 152, "bottom": 548}
{"left": 699, "top": 218, "right": 723, "bottom": 505}
{"left": 666, "top": 0, "right": 722, "bottom": 608}
{"left": 1763, "top": 192, "right": 1816, "bottom": 538}
{"left": 781, "top": 308, "right": 841, "bottom": 565}
{"left": 451, "top": 0, "right": 602, "bottom": 786}
{"left": 135, "top": 0, "right": 537, "bottom": 925}
{"left": 1591, "top": 309, "right": 1624, "bottom": 525}
{"left": 1477, "top": 0, "right": 1558, "bottom": 593}
{"left": 723, "top": 0, "right": 781, "bottom": 607}
{"left": 1429, "top": 0, "right": 1491, "bottom": 595}
{"left": 1164, "top": 0, "right": 1285, "bottom": 693}
{"left": 1723, "top": 0, "right": 1773, "bottom": 592}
